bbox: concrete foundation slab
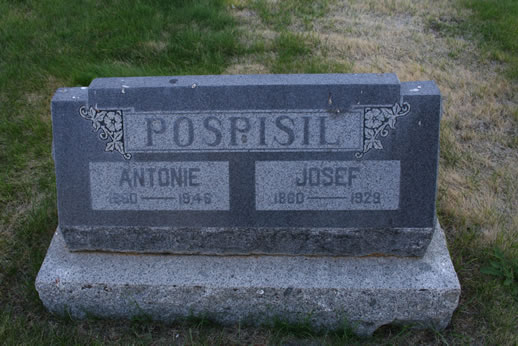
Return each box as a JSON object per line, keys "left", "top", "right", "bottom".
{"left": 36, "top": 222, "right": 460, "bottom": 336}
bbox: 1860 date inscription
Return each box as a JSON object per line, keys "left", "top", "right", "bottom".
{"left": 255, "top": 160, "right": 400, "bottom": 211}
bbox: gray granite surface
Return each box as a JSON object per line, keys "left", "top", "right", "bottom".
{"left": 36, "top": 221, "right": 460, "bottom": 336}
{"left": 61, "top": 226, "right": 433, "bottom": 257}
{"left": 52, "top": 74, "right": 442, "bottom": 256}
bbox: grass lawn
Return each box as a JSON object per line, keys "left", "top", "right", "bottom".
{"left": 465, "top": 0, "right": 518, "bottom": 79}
{"left": 1, "top": 0, "right": 517, "bottom": 344}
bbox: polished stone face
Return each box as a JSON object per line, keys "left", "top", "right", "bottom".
{"left": 51, "top": 74, "right": 442, "bottom": 256}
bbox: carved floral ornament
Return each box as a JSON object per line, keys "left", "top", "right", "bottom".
{"left": 79, "top": 106, "right": 131, "bottom": 159}
{"left": 79, "top": 102, "right": 410, "bottom": 160}
{"left": 356, "top": 102, "right": 410, "bottom": 158}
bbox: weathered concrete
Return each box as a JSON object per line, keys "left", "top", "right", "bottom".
{"left": 36, "top": 221, "right": 460, "bottom": 336}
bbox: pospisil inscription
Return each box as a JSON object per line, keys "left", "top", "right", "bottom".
{"left": 256, "top": 161, "right": 400, "bottom": 211}
{"left": 124, "top": 110, "right": 362, "bottom": 152}
{"left": 52, "top": 74, "right": 442, "bottom": 256}
{"left": 79, "top": 102, "right": 410, "bottom": 159}
{"left": 90, "top": 161, "right": 229, "bottom": 210}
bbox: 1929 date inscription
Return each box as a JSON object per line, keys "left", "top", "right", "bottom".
{"left": 256, "top": 160, "right": 400, "bottom": 210}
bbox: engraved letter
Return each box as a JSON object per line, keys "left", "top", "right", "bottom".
{"left": 335, "top": 167, "right": 347, "bottom": 186}
{"left": 203, "top": 116, "right": 222, "bottom": 147}
{"left": 259, "top": 117, "right": 267, "bottom": 146}
{"left": 296, "top": 167, "right": 307, "bottom": 186}
{"left": 119, "top": 168, "right": 132, "bottom": 187}
{"left": 133, "top": 168, "right": 145, "bottom": 187}
{"left": 302, "top": 117, "right": 311, "bottom": 145}
{"left": 349, "top": 167, "right": 360, "bottom": 186}
{"left": 189, "top": 168, "right": 200, "bottom": 186}
{"left": 274, "top": 115, "right": 295, "bottom": 146}
{"left": 146, "top": 118, "right": 166, "bottom": 146}
{"left": 158, "top": 168, "right": 170, "bottom": 186}
{"left": 173, "top": 117, "right": 194, "bottom": 147}
{"left": 308, "top": 167, "right": 320, "bottom": 186}
{"left": 322, "top": 167, "right": 334, "bottom": 186}
{"left": 147, "top": 168, "right": 156, "bottom": 187}
{"left": 319, "top": 117, "right": 339, "bottom": 145}
{"left": 171, "top": 168, "right": 183, "bottom": 187}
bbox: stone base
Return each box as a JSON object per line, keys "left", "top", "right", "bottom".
{"left": 36, "top": 222, "right": 460, "bottom": 336}
{"left": 61, "top": 225, "right": 434, "bottom": 257}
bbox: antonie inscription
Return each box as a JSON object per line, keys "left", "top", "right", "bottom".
{"left": 89, "top": 161, "right": 229, "bottom": 210}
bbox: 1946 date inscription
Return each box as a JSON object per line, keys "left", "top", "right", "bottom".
{"left": 89, "top": 161, "right": 229, "bottom": 211}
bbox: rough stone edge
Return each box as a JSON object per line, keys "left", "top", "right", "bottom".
{"left": 61, "top": 226, "right": 434, "bottom": 257}
{"left": 36, "top": 222, "right": 460, "bottom": 336}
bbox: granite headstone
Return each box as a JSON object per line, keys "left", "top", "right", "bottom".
{"left": 37, "top": 73, "right": 460, "bottom": 335}
{"left": 51, "top": 74, "right": 441, "bottom": 256}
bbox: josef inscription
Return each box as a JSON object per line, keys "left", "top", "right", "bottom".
{"left": 89, "top": 161, "right": 229, "bottom": 210}
{"left": 256, "top": 161, "right": 400, "bottom": 210}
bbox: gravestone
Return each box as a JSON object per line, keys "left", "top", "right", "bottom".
{"left": 36, "top": 74, "right": 460, "bottom": 335}
{"left": 52, "top": 74, "right": 440, "bottom": 256}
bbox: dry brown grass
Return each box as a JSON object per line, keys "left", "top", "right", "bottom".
{"left": 230, "top": 0, "right": 518, "bottom": 247}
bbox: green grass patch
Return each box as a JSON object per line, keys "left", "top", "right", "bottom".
{"left": 463, "top": 0, "right": 518, "bottom": 78}
{"left": 0, "top": 0, "right": 242, "bottom": 90}
{"left": 268, "top": 32, "right": 352, "bottom": 74}
{"left": 447, "top": 229, "right": 518, "bottom": 344}
{"left": 481, "top": 246, "right": 518, "bottom": 299}
{"left": 250, "top": 0, "right": 332, "bottom": 30}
